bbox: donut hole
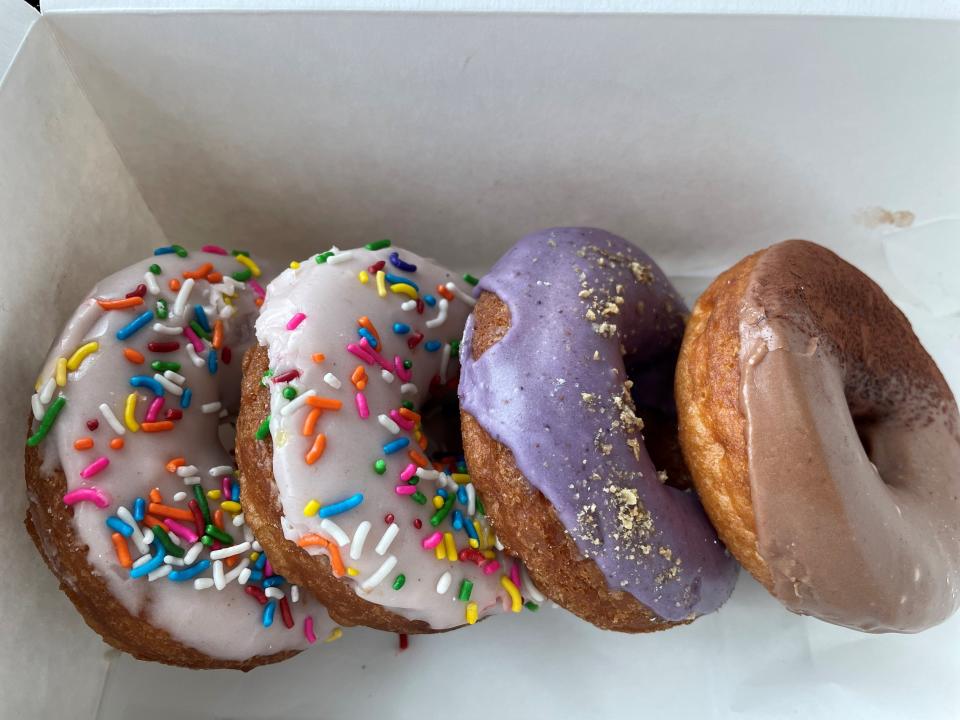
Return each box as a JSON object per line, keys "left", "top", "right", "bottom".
{"left": 419, "top": 383, "right": 465, "bottom": 462}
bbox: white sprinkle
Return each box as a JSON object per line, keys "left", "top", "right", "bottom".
{"left": 466, "top": 483, "right": 477, "bottom": 516}
{"left": 201, "top": 401, "right": 222, "bottom": 414}
{"left": 520, "top": 564, "right": 545, "bottom": 603}
{"left": 238, "top": 568, "right": 252, "bottom": 585}
{"left": 416, "top": 469, "right": 439, "bottom": 481}
{"left": 173, "top": 491, "right": 187, "bottom": 502}
{"left": 141, "top": 529, "right": 155, "bottom": 547}
{"left": 378, "top": 413, "right": 400, "bottom": 434}
{"left": 31, "top": 394, "right": 44, "bottom": 421}
{"left": 360, "top": 555, "right": 398, "bottom": 592}
{"left": 213, "top": 559, "right": 226, "bottom": 590}
{"left": 152, "top": 323, "right": 183, "bottom": 335}
{"left": 194, "top": 578, "right": 214, "bottom": 590}
{"left": 162, "top": 369, "right": 186, "bottom": 385}
{"left": 148, "top": 565, "right": 173, "bottom": 582}
{"left": 436, "top": 571, "right": 452, "bottom": 594}
{"left": 176, "top": 465, "right": 199, "bottom": 477}
{"left": 186, "top": 343, "right": 205, "bottom": 367}
{"left": 153, "top": 373, "right": 183, "bottom": 396}
{"left": 243, "top": 525, "right": 255, "bottom": 543}
{"left": 39, "top": 377, "right": 56, "bottom": 404}
{"left": 400, "top": 299, "right": 417, "bottom": 312}
{"left": 182, "top": 475, "right": 202, "bottom": 486}
{"left": 291, "top": 585, "right": 300, "bottom": 603}
{"left": 494, "top": 537, "right": 505, "bottom": 551}
{"left": 144, "top": 271, "right": 160, "bottom": 295}
{"left": 223, "top": 558, "right": 250, "bottom": 585}
{"left": 439, "top": 343, "right": 451, "bottom": 383}
{"left": 99, "top": 403, "right": 126, "bottom": 435}
{"left": 400, "top": 383, "right": 418, "bottom": 395}
{"left": 172, "top": 277, "right": 195, "bottom": 317}
{"left": 323, "top": 372, "right": 342, "bottom": 389}
{"left": 446, "top": 281, "right": 477, "bottom": 306}
{"left": 350, "top": 521, "right": 371, "bottom": 561}
{"left": 117, "top": 507, "right": 148, "bottom": 554}
{"left": 425, "top": 297, "right": 449, "bottom": 328}
{"left": 320, "top": 519, "right": 350, "bottom": 546}
{"left": 132, "top": 553, "right": 153, "bottom": 569}
{"left": 168, "top": 533, "right": 182, "bottom": 547}
{"left": 232, "top": 513, "right": 245, "bottom": 527}
{"left": 375, "top": 523, "right": 400, "bottom": 556}
{"left": 164, "top": 555, "right": 186, "bottom": 566}
{"left": 265, "top": 587, "right": 284, "bottom": 599}
{"left": 210, "top": 541, "right": 251, "bottom": 560}
{"left": 252, "top": 540, "right": 263, "bottom": 553}
{"left": 381, "top": 369, "right": 395, "bottom": 384}
{"left": 183, "top": 542, "right": 204, "bottom": 566}
{"left": 326, "top": 250, "right": 354, "bottom": 265}
{"left": 280, "top": 388, "right": 317, "bottom": 416}
{"left": 209, "top": 465, "right": 234, "bottom": 477}
{"left": 437, "top": 472, "right": 454, "bottom": 490}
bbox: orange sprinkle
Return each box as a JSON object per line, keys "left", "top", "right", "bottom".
{"left": 437, "top": 284, "right": 454, "bottom": 301}
{"left": 141, "top": 421, "right": 174, "bottom": 432}
{"left": 149, "top": 487, "right": 163, "bottom": 503}
{"left": 211, "top": 319, "right": 224, "bottom": 349}
{"left": 305, "top": 433, "right": 327, "bottom": 464}
{"left": 296, "top": 534, "right": 345, "bottom": 576}
{"left": 306, "top": 397, "right": 343, "bottom": 411}
{"left": 73, "top": 437, "right": 94, "bottom": 451}
{"left": 418, "top": 433, "right": 429, "bottom": 450}
{"left": 214, "top": 509, "right": 225, "bottom": 531}
{"left": 398, "top": 408, "right": 421, "bottom": 423}
{"left": 225, "top": 555, "right": 238, "bottom": 569}
{"left": 168, "top": 278, "right": 181, "bottom": 291}
{"left": 408, "top": 450, "right": 430, "bottom": 468}
{"left": 206, "top": 271, "right": 223, "bottom": 283}
{"left": 350, "top": 365, "right": 367, "bottom": 390}
{"left": 182, "top": 262, "right": 213, "bottom": 280}
{"left": 109, "top": 437, "right": 125, "bottom": 450}
{"left": 111, "top": 533, "right": 132, "bottom": 569}
{"left": 148, "top": 503, "right": 193, "bottom": 522}
{"left": 97, "top": 296, "right": 144, "bottom": 310}
{"left": 357, "top": 316, "right": 381, "bottom": 348}
{"left": 255, "top": 298, "right": 264, "bottom": 307}
{"left": 303, "top": 407, "right": 322, "bottom": 436}
{"left": 143, "top": 514, "right": 169, "bottom": 530}
{"left": 165, "top": 457, "right": 185, "bottom": 473}
{"left": 123, "top": 347, "right": 145, "bottom": 364}
{"left": 312, "top": 353, "right": 326, "bottom": 363}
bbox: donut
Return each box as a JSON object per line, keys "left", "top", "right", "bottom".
{"left": 458, "top": 227, "right": 738, "bottom": 632}
{"left": 24, "top": 246, "right": 339, "bottom": 669}
{"left": 675, "top": 239, "right": 960, "bottom": 632}
{"left": 236, "top": 242, "right": 534, "bottom": 634}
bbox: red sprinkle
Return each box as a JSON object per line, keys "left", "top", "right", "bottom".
{"left": 148, "top": 341, "right": 180, "bottom": 353}
{"left": 280, "top": 596, "right": 294, "bottom": 629}
{"left": 86, "top": 419, "right": 99, "bottom": 431}
{"left": 367, "top": 260, "right": 386, "bottom": 273}
{"left": 125, "top": 283, "right": 147, "bottom": 299}
{"left": 222, "top": 347, "right": 232, "bottom": 364}
{"left": 398, "top": 633, "right": 409, "bottom": 651}
{"left": 416, "top": 299, "right": 425, "bottom": 314}
{"left": 188, "top": 499, "right": 205, "bottom": 535}
{"left": 271, "top": 369, "right": 301, "bottom": 384}
{"left": 245, "top": 585, "right": 268, "bottom": 605}
{"left": 164, "top": 408, "right": 183, "bottom": 421}
{"left": 413, "top": 518, "right": 423, "bottom": 529}
{"left": 384, "top": 513, "right": 395, "bottom": 524}
{"left": 407, "top": 332, "right": 424, "bottom": 350}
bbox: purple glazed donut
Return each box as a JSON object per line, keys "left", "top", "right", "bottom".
{"left": 459, "top": 227, "right": 737, "bottom": 631}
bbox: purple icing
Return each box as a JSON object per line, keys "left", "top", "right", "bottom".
{"left": 459, "top": 228, "right": 737, "bottom": 620}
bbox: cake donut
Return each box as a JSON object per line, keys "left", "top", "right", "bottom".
{"left": 676, "top": 239, "right": 960, "bottom": 632}
{"left": 25, "top": 247, "right": 340, "bottom": 670}
{"left": 459, "top": 228, "right": 738, "bottom": 632}
{"left": 237, "top": 241, "right": 535, "bottom": 634}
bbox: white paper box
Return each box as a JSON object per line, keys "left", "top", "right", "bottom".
{"left": 1, "top": 2, "right": 958, "bottom": 718}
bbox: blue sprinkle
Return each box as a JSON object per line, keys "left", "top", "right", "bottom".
{"left": 130, "top": 375, "right": 164, "bottom": 396}
{"left": 168, "top": 559, "right": 211, "bottom": 582}
{"left": 388, "top": 251, "right": 417, "bottom": 272}
{"left": 383, "top": 437, "right": 410, "bottom": 455}
{"left": 133, "top": 497, "right": 146, "bottom": 522}
{"left": 452, "top": 509, "right": 464, "bottom": 531}
{"left": 249, "top": 570, "right": 264, "bottom": 583}
{"left": 153, "top": 246, "right": 175, "bottom": 256}
{"left": 457, "top": 486, "right": 468, "bottom": 505}
{"left": 129, "top": 544, "right": 165, "bottom": 579}
{"left": 262, "top": 599, "right": 277, "bottom": 627}
{"left": 392, "top": 322, "right": 411, "bottom": 335}
{"left": 384, "top": 273, "right": 419, "bottom": 292}
{"left": 424, "top": 340, "right": 442, "bottom": 352}
{"left": 357, "top": 327, "right": 378, "bottom": 348}
{"left": 318, "top": 493, "right": 364, "bottom": 518}
{"left": 180, "top": 388, "right": 192, "bottom": 409}
{"left": 193, "top": 304, "right": 211, "bottom": 333}
{"left": 464, "top": 518, "right": 479, "bottom": 540}
{"left": 207, "top": 348, "right": 218, "bottom": 375}
{"left": 423, "top": 294, "right": 437, "bottom": 307}
{"left": 116, "top": 310, "right": 154, "bottom": 341}
{"left": 436, "top": 488, "right": 448, "bottom": 499}
{"left": 253, "top": 553, "right": 267, "bottom": 571}
{"left": 262, "top": 575, "right": 286, "bottom": 588}
{"left": 231, "top": 481, "right": 240, "bottom": 502}
{"left": 106, "top": 515, "right": 133, "bottom": 537}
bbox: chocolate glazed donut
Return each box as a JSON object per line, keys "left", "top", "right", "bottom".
{"left": 459, "top": 228, "right": 738, "bottom": 632}
{"left": 676, "top": 239, "right": 960, "bottom": 632}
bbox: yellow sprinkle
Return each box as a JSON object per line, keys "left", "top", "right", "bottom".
{"left": 325, "top": 628, "right": 343, "bottom": 643}
{"left": 434, "top": 543, "right": 446, "bottom": 561}
{"left": 389, "top": 282, "right": 418, "bottom": 299}
{"left": 468, "top": 538, "right": 479, "bottom": 549}
{"left": 500, "top": 575, "right": 523, "bottom": 613}
{"left": 432, "top": 495, "right": 444, "bottom": 509}
{"left": 451, "top": 473, "right": 471, "bottom": 484}
{"left": 221, "top": 500, "right": 242, "bottom": 513}
{"left": 249, "top": 551, "right": 260, "bottom": 562}
{"left": 443, "top": 532, "right": 457, "bottom": 560}
{"left": 375, "top": 270, "right": 387, "bottom": 297}
{"left": 123, "top": 392, "right": 140, "bottom": 432}
{"left": 289, "top": 260, "right": 301, "bottom": 269}
{"left": 473, "top": 520, "right": 484, "bottom": 548}
{"left": 234, "top": 253, "right": 261, "bottom": 277}
{"left": 357, "top": 270, "right": 369, "bottom": 284}
{"left": 346, "top": 567, "right": 359, "bottom": 577}
{"left": 206, "top": 489, "right": 222, "bottom": 500}
{"left": 303, "top": 499, "right": 321, "bottom": 517}
{"left": 466, "top": 602, "right": 478, "bottom": 625}
{"left": 66, "top": 341, "right": 99, "bottom": 371}
{"left": 482, "top": 549, "right": 496, "bottom": 560}
{"left": 55, "top": 357, "right": 67, "bottom": 387}
{"left": 223, "top": 294, "right": 234, "bottom": 306}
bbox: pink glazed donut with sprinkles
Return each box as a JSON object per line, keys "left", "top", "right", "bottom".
{"left": 237, "top": 241, "right": 540, "bottom": 633}
{"left": 24, "top": 246, "right": 339, "bottom": 669}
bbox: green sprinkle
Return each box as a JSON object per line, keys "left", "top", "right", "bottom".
{"left": 156, "top": 298, "right": 169, "bottom": 319}
{"left": 429, "top": 494, "right": 456, "bottom": 527}
{"left": 255, "top": 416, "right": 271, "bottom": 441}
{"left": 232, "top": 268, "right": 252, "bottom": 282}
{"left": 148, "top": 263, "right": 161, "bottom": 275}
{"left": 449, "top": 339, "right": 460, "bottom": 356}
{"left": 189, "top": 320, "right": 211, "bottom": 341}
{"left": 476, "top": 496, "right": 485, "bottom": 516}
{"left": 463, "top": 273, "right": 479, "bottom": 286}
{"left": 193, "top": 484, "right": 211, "bottom": 524}
{"left": 373, "top": 459, "right": 387, "bottom": 475}
{"left": 152, "top": 524, "right": 184, "bottom": 558}
{"left": 400, "top": 400, "right": 414, "bottom": 410}
{"left": 282, "top": 387, "right": 297, "bottom": 400}
{"left": 200, "top": 534, "right": 215, "bottom": 547}
{"left": 365, "top": 239, "right": 392, "bottom": 251}
{"left": 26, "top": 395, "right": 66, "bottom": 447}
{"left": 407, "top": 476, "right": 420, "bottom": 486}
{"left": 205, "top": 523, "right": 233, "bottom": 544}
{"left": 457, "top": 579, "right": 474, "bottom": 601}
{"left": 171, "top": 244, "right": 188, "bottom": 258}
{"left": 151, "top": 361, "right": 181, "bottom": 372}
{"left": 410, "top": 491, "right": 427, "bottom": 505}
{"left": 315, "top": 251, "right": 334, "bottom": 264}
{"left": 402, "top": 359, "right": 413, "bottom": 370}
{"left": 392, "top": 574, "right": 406, "bottom": 590}
{"left": 524, "top": 601, "right": 539, "bottom": 612}
{"left": 231, "top": 249, "right": 251, "bottom": 258}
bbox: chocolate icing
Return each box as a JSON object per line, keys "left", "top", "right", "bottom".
{"left": 460, "top": 228, "right": 737, "bottom": 621}
{"left": 740, "top": 240, "right": 960, "bottom": 632}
